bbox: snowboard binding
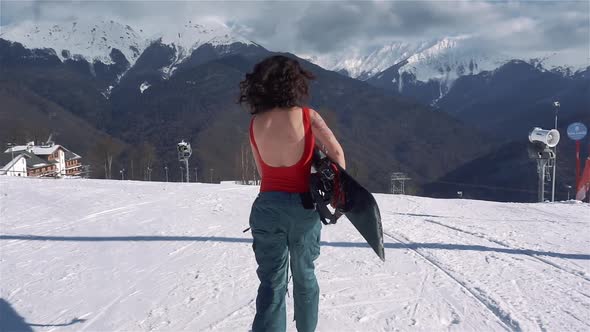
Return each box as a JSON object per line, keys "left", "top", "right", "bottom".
{"left": 310, "top": 149, "right": 347, "bottom": 225}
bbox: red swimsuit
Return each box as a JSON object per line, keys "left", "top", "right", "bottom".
{"left": 249, "top": 107, "right": 315, "bottom": 193}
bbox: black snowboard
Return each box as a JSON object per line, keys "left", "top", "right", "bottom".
{"left": 310, "top": 151, "right": 385, "bottom": 261}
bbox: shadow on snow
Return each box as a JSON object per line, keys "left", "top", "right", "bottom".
{"left": 0, "top": 298, "right": 86, "bottom": 331}
{"left": 1, "top": 235, "right": 588, "bottom": 260}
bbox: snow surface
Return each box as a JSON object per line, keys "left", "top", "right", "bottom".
{"left": 1, "top": 177, "right": 589, "bottom": 331}
{"left": 140, "top": 82, "right": 151, "bottom": 94}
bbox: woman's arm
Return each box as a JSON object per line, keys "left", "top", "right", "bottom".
{"left": 310, "top": 109, "right": 346, "bottom": 169}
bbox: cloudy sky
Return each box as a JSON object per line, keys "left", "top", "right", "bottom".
{"left": 1, "top": 1, "right": 588, "bottom": 65}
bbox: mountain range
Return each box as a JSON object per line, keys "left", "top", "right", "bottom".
{"left": 304, "top": 35, "right": 586, "bottom": 102}
{"left": 1, "top": 18, "right": 588, "bottom": 201}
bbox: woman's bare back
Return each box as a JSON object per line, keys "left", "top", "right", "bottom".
{"left": 251, "top": 107, "right": 306, "bottom": 168}
{"left": 251, "top": 107, "right": 345, "bottom": 173}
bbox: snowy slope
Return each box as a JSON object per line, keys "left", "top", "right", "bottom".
{"left": 307, "top": 35, "right": 587, "bottom": 93}
{"left": 1, "top": 177, "right": 589, "bottom": 331}
{"left": 155, "top": 21, "right": 254, "bottom": 64}
{"left": 307, "top": 36, "right": 507, "bottom": 82}
{"left": 0, "top": 19, "right": 148, "bottom": 65}
{"left": 0, "top": 18, "right": 254, "bottom": 68}
{"left": 304, "top": 41, "right": 433, "bottom": 80}
{"left": 401, "top": 37, "right": 504, "bottom": 84}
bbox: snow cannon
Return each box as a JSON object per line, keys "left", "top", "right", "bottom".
{"left": 177, "top": 140, "right": 192, "bottom": 183}
{"left": 177, "top": 141, "right": 192, "bottom": 161}
{"left": 529, "top": 127, "right": 560, "bottom": 148}
{"left": 527, "top": 127, "right": 560, "bottom": 202}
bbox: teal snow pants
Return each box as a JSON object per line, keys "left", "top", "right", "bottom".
{"left": 250, "top": 192, "right": 322, "bottom": 332}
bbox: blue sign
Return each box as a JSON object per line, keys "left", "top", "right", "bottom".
{"left": 567, "top": 122, "right": 587, "bottom": 141}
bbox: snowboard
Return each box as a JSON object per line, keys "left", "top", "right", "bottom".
{"left": 310, "top": 150, "right": 385, "bottom": 261}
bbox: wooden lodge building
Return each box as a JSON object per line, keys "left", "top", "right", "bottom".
{"left": 1, "top": 141, "right": 83, "bottom": 178}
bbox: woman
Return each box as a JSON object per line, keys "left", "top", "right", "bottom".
{"left": 239, "top": 55, "right": 345, "bottom": 332}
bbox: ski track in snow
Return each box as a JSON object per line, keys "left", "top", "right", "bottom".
{"left": 379, "top": 195, "right": 590, "bottom": 332}
{"left": 418, "top": 218, "right": 590, "bottom": 282}
{"left": 381, "top": 197, "right": 518, "bottom": 331}
{"left": 382, "top": 230, "right": 518, "bottom": 332}
{"left": 0, "top": 177, "right": 589, "bottom": 331}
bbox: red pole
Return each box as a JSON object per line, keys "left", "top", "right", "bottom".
{"left": 576, "top": 140, "right": 581, "bottom": 189}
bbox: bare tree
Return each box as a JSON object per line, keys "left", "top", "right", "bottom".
{"left": 90, "top": 137, "right": 122, "bottom": 179}
{"left": 238, "top": 139, "right": 259, "bottom": 185}
{"left": 138, "top": 142, "right": 157, "bottom": 181}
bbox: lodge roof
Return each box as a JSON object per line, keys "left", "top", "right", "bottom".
{"left": 5, "top": 144, "right": 62, "bottom": 155}
{"left": 64, "top": 150, "right": 81, "bottom": 160}
{"left": 1, "top": 151, "right": 53, "bottom": 169}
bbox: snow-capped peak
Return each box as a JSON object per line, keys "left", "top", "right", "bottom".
{"left": 152, "top": 20, "right": 254, "bottom": 64}
{"left": 0, "top": 17, "right": 255, "bottom": 68}
{"left": 401, "top": 36, "right": 507, "bottom": 83}
{"left": 303, "top": 40, "right": 437, "bottom": 80}
{"left": 0, "top": 19, "right": 149, "bottom": 65}
{"left": 306, "top": 36, "right": 507, "bottom": 83}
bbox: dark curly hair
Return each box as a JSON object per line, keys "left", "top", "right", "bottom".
{"left": 239, "top": 55, "right": 315, "bottom": 114}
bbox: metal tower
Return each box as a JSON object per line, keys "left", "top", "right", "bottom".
{"left": 391, "top": 172, "right": 411, "bottom": 195}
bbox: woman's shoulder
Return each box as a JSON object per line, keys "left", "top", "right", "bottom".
{"left": 307, "top": 107, "right": 318, "bottom": 118}
{"left": 308, "top": 108, "right": 325, "bottom": 124}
